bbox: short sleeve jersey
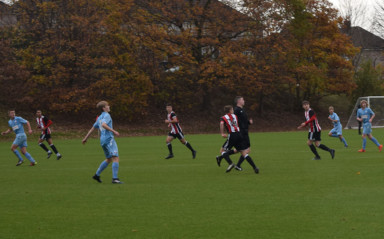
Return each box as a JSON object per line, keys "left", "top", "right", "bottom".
{"left": 305, "top": 108, "right": 321, "bottom": 133}
{"left": 8, "top": 116, "right": 27, "bottom": 135}
{"left": 167, "top": 111, "right": 182, "bottom": 134}
{"left": 221, "top": 113, "right": 240, "bottom": 133}
{"left": 329, "top": 112, "right": 341, "bottom": 128}
{"left": 93, "top": 112, "right": 114, "bottom": 144}
{"left": 357, "top": 107, "right": 374, "bottom": 124}
{"left": 234, "top": 106, "right": 249, "bottom": 132}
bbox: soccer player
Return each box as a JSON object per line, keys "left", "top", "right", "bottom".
{"left": 217, "top": 105, "right": 259, "bottom": 173}
{"left": 297, "top": 101, "right": 335, "bottom": 160}
{"left": 36, "top": 110, "right": 62, "bottom": 160}
{"left": 1, "top": 110, "right": 37, "bottom": 166}
{"left": 164, "top": 104, "right": 196, "bottom": 159}
{"left": 233, "top": 96, "right": 255, "bottom": 171}
{"left": 356, "top": 100, "right": 383, "bottom": 152}
{"left": 327, "top": 106, "right": 348, "bottom": 147}
{"left": 82, "top": 101, "right": 122, "bottom": 184}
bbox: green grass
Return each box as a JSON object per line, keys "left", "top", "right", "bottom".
{"left": 1, "top": 129, "right": 384, "bottom": 239}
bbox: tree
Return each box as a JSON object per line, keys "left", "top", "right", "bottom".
{"left": 11, "top": 0, "right": 153, "bottom": 118}
{"left": 283, "top": 0, "right": 358, "bottom": 107}
{"left": 352, "top": 59, "right": 384, "bottom": 101}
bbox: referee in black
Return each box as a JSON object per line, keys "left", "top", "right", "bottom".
{"left": 234, "top": 96, "right": 258, "bottom": 172}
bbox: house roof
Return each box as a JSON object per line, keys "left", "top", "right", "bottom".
{"left": 347, "top": 26, "right": 384, "bottom": 49}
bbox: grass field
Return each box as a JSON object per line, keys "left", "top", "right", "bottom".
{"left": 1, "top": 129, "right": 384, "bottom": 239}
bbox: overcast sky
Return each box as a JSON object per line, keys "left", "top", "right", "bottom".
{"left": 324, "top": 0, "right": 377, "bottom": 31}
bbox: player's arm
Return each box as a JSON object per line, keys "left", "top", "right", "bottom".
{"left": 356, "top": 111, "right": 362, "bottom": 122}
{"left": 42, "top": 117, "right": 53, "bottom": 130}
{"left": 82, "top": 127, "right": 95, "bottom": 144}
{"left": 304, "top": 110, "right": 316, "bottom": 125}
{"left": 220, "top": 121, "right": 227, "bottom": 138}
{"left": 369, "top": 113, "right": 375, "bottom": 123}
{"left": 165, "top": 116, "right": 178, "bottom": 124}
{"left": 297, "top": 123, "right": 306, "bottom": 129}
{"left": 101, "top": 122, "right": 120, "bottom": 136}
{"left": 1, "top": 128, "right": 12, "bottom": 135}
{"left": 25, "top": 121, "right": 33, "bottom": 134}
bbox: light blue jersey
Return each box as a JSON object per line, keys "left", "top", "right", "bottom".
{"left": 93, "top": 112, "right": 118, "bottom": 158}
{"left": 329, "top": 112, "right": 341, "bottom": 128}
{"left": 357, "top": 107, "right": 374, "bottom": 124}
{"left": 93, "top": 112, "right": 114, "bottom": 145}
{"left": 8, "top": 116, "right": 27, "bottom": 135}
{"left": 357, "top": 107, "right": 375, "bottom": 135}
{"left": 8, "top": 117, "right": 29, "bottom": 148}
{"left": 329, "top": 112, "right": 343, "bottom": 136}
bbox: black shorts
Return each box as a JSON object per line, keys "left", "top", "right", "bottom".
{"left": 241, "top": 132, "right": 250, "bottom": 149}
{"left": 223, "top": 132, "right": 247, "bottom": 151}
{"left": 168, "top": 132, "right": 184, "bottom": 140}
{"left": 40, "top": 133, "right": 51, "bottom": 140}
{"left": 308, "top": 131, "right": 321, "bottom": 141}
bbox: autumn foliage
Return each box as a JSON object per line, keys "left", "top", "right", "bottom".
{"left": 0, "top": 0, "right": 358, "bottom": 119}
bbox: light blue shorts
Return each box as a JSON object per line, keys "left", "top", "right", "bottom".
{"left": 329, "top": 125, "right": 342, "bottom": 136}
{"left": 363, "top": 123, "right": 372, "bottom": 135}
{"left": 13, "top": 133, "right": 28, "bottom": 148}
{"left": 101, "top": 138, "right": 119, "bottom": 159}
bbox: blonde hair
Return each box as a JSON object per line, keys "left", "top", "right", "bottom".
{"left": 96, "top": 101, "right": 109, "bottom": 111}
{"left": 360, "top": 100, "right": 368, "bottom": 107}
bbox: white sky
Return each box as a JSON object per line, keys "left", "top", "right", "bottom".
{"left": 327, "top": 0, "right": 377, "bottom": 30}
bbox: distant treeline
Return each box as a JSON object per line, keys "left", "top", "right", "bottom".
{"left": 0, "top": 0, "right": 359, "bottom": 120}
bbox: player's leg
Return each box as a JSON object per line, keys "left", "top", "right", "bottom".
{"left": 111, "top": 156, "right": 122, "bottom": 184}
{"left": 359, "top": 134, "right": 367, "bottom": 152}
{"left": 20, "top": 146, "right": 36, "bottom": 165}
{"left": 47, "top": 137, "right": 62, "bottom": 159}
{"left": 236, "top": 133, "right": 250, "bottom": 169}
{"left": 367, "top": 134, "right": 382, "bottom": 151}
{"left": 337, "top": 126, "right": 348, "bottom": 147}
{"left": 179, "top": 133, "right": 196, "bottom": 159}
{"left": 108, "top": 139, "right": 122, "bottom": 184}
{"left": 359, "top": 123, "right": 371, "bottom": 152}
{"left": 165, "top": 134, "right": 174, "bottom": 159}
{"left": 11, "top": 143, "right": 24, "bottom": 166}
{"left": 240, "top": 150, "right": 259, "bottom": 174}
{"left": 338, "top": 135, "right": 348, "bottom": 147}
{"left": 38, "top": 134, "right": 52, "bottom": 158}
{"left": 93, "top": 144, "right": 112, "bottom": 183}
{"left": 307, "top": 133, "right": 321, "bottom": 160}
{"left": 328, "top": 128, "right": 338, "bottom": 138}
{"left": 314, "top": 132, "right": 335, "bottom": 159}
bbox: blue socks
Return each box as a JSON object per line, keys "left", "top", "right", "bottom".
{"left": 112, "top": 162, "right": 119, "bottom": 179}
{"left": 95, "top": 161, "right": 119, "bottom": 179}
{"left": 13, "top": 150, "right": 35, "bottom": 163}
{"left": 13, "top": 150, "right": 23, "bottom": 161}
{"left": 371, "top": 137, "right": 380, "bottom": 147}
{"left": 341, "top": 138, "right": 348, "bottom": 147}
{"left": 24, "top": 152, "right": 35, "bottom": 163}
{"left": 96, "top": 161, "right": 109, "bottom": 176}
{"left": 362, "top": 138, "right": 367, "bottom": 149}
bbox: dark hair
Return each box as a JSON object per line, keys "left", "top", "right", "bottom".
{"left": 302, "top": 100, "right": 310, "bottom": 105}
{"left": 234, "top": 96, "right": 243, "bottom": 105}
{"left": 8, "top": 109, "right": 15, "bottom": 113}
{"left": 166, "top": 103, "right": 172, "bottom": 107}
{"left": 224, "top": 105, "right": 233, "bottom": 113}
